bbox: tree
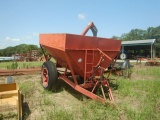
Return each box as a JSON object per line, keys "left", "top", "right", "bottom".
{"left": 111, "top": 36, "right": 120, "bottom": 40}
{"left": 111, "top": 25, "right": 160, "bottom": 57}
{"left": 120, "top": 29, "right": 146, "bottom": 41}
{"left": 0, "top": 44, "right": 43, "bottom": 56}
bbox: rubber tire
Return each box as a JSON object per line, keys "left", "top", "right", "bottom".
{"left": 41, "top": 61, "right": 58, "bottom": 90}
{"left": 120, "top": 53, "right": 127, "bottom": 60}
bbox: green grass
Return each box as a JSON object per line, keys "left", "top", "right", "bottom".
{"left": 23, "top": 66, "right": 160, "bottom": 120}
{"left": 0, "top": 61, "right": 43, "bottom": 69}
{"left": 19, "top": 81, "right": 35, "bottom": 97}
{"left": 0, "top": 58, "right": 56, "bottom": 69}
{"left": 36, "top": 100, "right": 120, "bottom": 120}
{"left": 0, "top": 112, "right": 18, "bottom": 120}
{"left": 134, "top": 67, "right": 160, "bottom": 79}
{"left": 117, "top": 67, "right": 160, "bottom": 120}
{"left": 1, "top": 65, "right": 159, "bottom": 120}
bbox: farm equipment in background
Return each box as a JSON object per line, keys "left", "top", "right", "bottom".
{"left": 106, "top": 59, "right": 134, "bottom": 78}
{"left": 10, "top": 50, "right": 39, "bottom": 62}
{"left": 39, "top": 22, "right": 121, "bottom": 103}
{"left": 145, "top": 59, "right": 160, "bottom": 66}
{"left": 26, "top": 50, "right": 39, "bottom": 61}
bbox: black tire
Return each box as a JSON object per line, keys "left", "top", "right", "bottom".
{"left": 41, "top": 61, "right": 58, "bottom": 90}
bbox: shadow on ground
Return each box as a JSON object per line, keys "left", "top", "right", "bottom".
{"left": 51, "top": 77, "right": 118, "bottom": 101}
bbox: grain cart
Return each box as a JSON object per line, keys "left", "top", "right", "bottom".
{"left": 39, "top": 22, "right": 121, "bottom": 103}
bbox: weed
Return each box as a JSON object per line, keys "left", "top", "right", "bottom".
{"left": 43, "top": 97, "right": 54, "bottom": 105}
{"left": 23, "top": 63, "right": 26, "bottom": 68}
{"left": 52, "top": 109, "right": 73, "bottom": 120}
{"left": 0, "top": 61, "right": 43, "bottom": 69}
{"left": 19, "top": 81, "right": 35, "bottom": 97}
{"left": 117, "top": 72, "right": 160, "bottom": 120}
{"left": 0, "top": 112, "right": 18, "bottom": 120}
{"left": 134, "top": 67, "right": 160, "bottom": 79}
{"left": 41, "top": 89, "right": 53, "bottom": 94}
{"left": 24, "top": 75, "right": 32, "bottom": 79}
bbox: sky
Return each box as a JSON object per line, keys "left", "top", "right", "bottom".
{"left": 0, "top": 0, "right": 160, "bottom": 49}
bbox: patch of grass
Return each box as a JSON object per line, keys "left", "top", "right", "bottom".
{"left": 117, "top": 79, "right": 141, "bottom": 98}
{"left": 19, "top": 81, "right": 35, "bottom": 97}
{"left": 51, "top": 109, "right": 73, "bottom": 120}
{"left": 118, "top": 68, "right": 160, "bottom": 120}
{"left": 24, "top": 75, "right": 33, "bottom": 79}
{"left": 81, "top": 101, "right": 120, "bottom": 120}
{"left": 1, "top": 64, "right": 159, "bottom": 120}
{"left": 134, "top": 67, "right": 160, "bottom": 79}
{"left": 41, "top": 89, "right": 53, "bottom": 94}
{"left": 43, "top": 97, "right": 54, "bottom": 105}
{"left": 37, "top": 66, "right": 160, "bottom": 120}
{"left": 0, "top": 112, "right": 18, "bottom": 120}
{"left": 37, "top": 101, "right": 120, "bottom": 120}
{"left": 0, "top": 61, "right": 43, "bottom": 69}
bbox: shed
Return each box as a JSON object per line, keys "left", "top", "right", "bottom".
{"left": 121, "top": 39, "right": 156, "bottom": 59}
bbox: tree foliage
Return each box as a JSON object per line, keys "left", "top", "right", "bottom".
{"left": 0, "top": 44, "right": 42, "bottom": 56}
{"left": 112, "top": 26, "right": 160, "bottom": 56}
{"left": 1, "top": 25, "right": 160, "bottom": 57}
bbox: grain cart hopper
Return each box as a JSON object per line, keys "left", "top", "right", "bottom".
{"left": 39, "top": 22, "right": 121, "bottom": 103}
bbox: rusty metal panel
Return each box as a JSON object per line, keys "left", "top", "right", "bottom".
{"left": 40, "top": 34, "right": 66, "bottom": 51}
{"left": 65, "top": 34, "right": 121, "bottom": 51}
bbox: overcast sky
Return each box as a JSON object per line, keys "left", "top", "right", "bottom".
{"left": 0, "top": 0, "right": 160, "bottom": 49}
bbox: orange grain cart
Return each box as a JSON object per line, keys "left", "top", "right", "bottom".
{"left": 39, "top": 33, "right": 121, "bottom": 103}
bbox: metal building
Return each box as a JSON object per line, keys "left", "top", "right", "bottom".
{"left": 120, "top": 39, "right": 156, "bottom": 59}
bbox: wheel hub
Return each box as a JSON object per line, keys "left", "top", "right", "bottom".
{"left": 42, "top": 68, "right": 49, "bottom": 87}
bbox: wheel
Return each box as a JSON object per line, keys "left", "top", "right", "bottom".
{"left": 41, "top": 61, "right": 58, "bottom": 90}
{"left": 120, "top": 53, "right": 127, "bottom": 60}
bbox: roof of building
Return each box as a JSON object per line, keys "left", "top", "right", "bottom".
{"left": 122, "top": 39, "right": 156, "bottom": 46}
